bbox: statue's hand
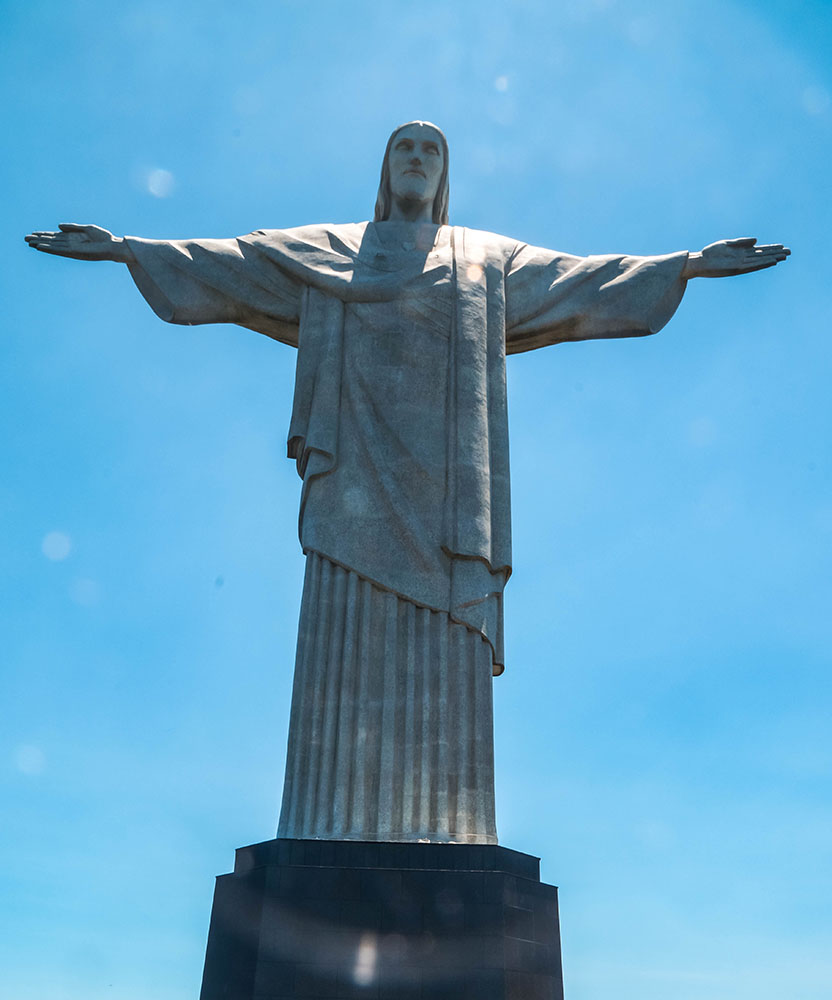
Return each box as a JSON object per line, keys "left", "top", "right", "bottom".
{"left": 24, "top": 223, "right": 132, "bottom": 262}
{"left": 684, "top": 237, "right": 791, "bottom": 279}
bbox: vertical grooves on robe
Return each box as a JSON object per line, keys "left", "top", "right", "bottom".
{"left": 400, "top": 600, "right": 417, "bottom": 835}
{"left": 455, "top": 624, "right": 470, "bottom": 836}
{"left": 436, "top": 618, "right": 450, "bottom": 834}
{"left": 417, "top": 607, "right": 430, "bottom": 836}
{"left": 314, "top": 563, "right": 346, "bottom": 832}
{"left": 331, "top": 570, "right": 359, "bottom": 835}
{"left": 278, "top": 552, "right": 498, "bottom": 844}
{"left": 351, "top": 578, "right": 373, "bottom": 836}
{"left": 377, "top": 592, "right": 397, "bottom": 838}
{"left": 300, "top": 557, "right": 329, "bottom": 835}
{"left": 474, "top": 625, "right": 497, "bottom": 841}
{"left": 277, "top": 554, "right": 310, "bottom": 837}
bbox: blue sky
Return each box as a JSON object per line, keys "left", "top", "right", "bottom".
{"left": 2, "top": 2, "right": 830, "bottom": 998}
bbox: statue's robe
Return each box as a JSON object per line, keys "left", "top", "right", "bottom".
{"left": 125, "top": 222, "right": 688, "bottom": 843}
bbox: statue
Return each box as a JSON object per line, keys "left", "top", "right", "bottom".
{"left": 26, "top": 121, "right": 789, "bottom": 849}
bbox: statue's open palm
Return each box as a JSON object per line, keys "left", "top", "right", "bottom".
{"left": 688, "top": 237, "right": 790, "bottom": 277}
{"left": 25, "top": 223, "right": 124, "bottom": 261}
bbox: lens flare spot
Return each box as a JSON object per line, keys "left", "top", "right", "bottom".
{"left": 473, "top": 146, "right": 497, "bottom": 175}
{"left": 42, "top": 531, "right": 71, "bottom": 561}
{"left": 15, "top": 744, "right": 46, "bottom": 775}
{"left": 147, "top": 168, "right": 175, "bottom": 198}
{"left": 688, "top": 416, "right": 717, "bottom": 448}
{"left": 627, "top": 16, "right": 656, "bottom": 46}
{"left": 70, "top": 577, "right": 100, "bottom": 607}
{"left": 233, "top": 86, "right": 263, "bottom": 116}
{"left": 344, "top": 486, "right": 369, "bottom": 514}
{"left": 802, "top": 86, "right": 830, "bottom": 116}
{"left": 466, "top": 263, "right": 484, "bottom": 282}
{"left": 494, "top": 75, "right": 509, "bottom": 92}
{"left": 353, "top": 933, "right": 377, "bottom": 986}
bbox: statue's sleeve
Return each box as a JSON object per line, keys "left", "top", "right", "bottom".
{"left": 124, "top": 235, "right": 303, "bottom": 347}
{"left": 503, "top": 242, "right": 689, "bottom": 355}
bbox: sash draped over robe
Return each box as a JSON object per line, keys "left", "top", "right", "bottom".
{"left": 125, "top": 222, "right": 687, "bottom": 843}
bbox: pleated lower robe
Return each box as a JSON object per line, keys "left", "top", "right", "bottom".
{"left": 277, "top": 552, "right": 498, "bottom": 844}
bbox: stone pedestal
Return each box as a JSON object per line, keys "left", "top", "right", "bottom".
{"left": 199, "top": 838, "right": 563, "bottom": 1000}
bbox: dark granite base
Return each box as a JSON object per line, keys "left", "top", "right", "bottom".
{"left": 199, "top": 839, "right": 563, "bottom": 1000}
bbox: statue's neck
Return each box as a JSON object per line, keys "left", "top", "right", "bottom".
{"left": 387, "top": 196, "right": 434, "bottom": 223}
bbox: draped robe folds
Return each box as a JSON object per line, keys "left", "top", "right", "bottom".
{"left": 125, "top": 222, "right": 688, "bottom": 843}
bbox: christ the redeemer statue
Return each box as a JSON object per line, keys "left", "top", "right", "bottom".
{"left": 26, "top": 120, "right": 789, "bottom": 847}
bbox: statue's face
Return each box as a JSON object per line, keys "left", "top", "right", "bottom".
{"left": 387, "top": 123, "right": 444, "bottom": 209}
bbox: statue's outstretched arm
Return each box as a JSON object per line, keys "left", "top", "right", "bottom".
{"left": 25, "top": 223, "right": 135, "bottom": 264}
{"left": 682, "top": 237, "right": 790, "bottom": 279}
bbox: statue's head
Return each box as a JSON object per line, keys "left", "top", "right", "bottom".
{"left": 374, "top": 121, "right": 449, "bottom": 225}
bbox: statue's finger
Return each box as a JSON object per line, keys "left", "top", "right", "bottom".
{"left": 58, "top": 222, "right": 87, "bottom": 232}
{"left": 725, "top": 236, "right": 758, "bottom": 247}
{"left": 753, "top": 243, "right": 785, "bottom": 252}
{"left": 40, "top": 240, "right": 74, "bottom": 252}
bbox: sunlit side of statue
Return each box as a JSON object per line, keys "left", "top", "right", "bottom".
{"left": 26, "top": 121, "right": 789, "bottom": 846}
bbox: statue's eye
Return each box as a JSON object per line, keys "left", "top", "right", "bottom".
{"left": 396, "top": 140, "right": 413, "bottom": 151}
{"left": 425, "top": 144, "right": 439, "bottom": 156}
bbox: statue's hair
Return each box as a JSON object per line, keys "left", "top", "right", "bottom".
{"left": 374, "top": 120, "right": 450, "bottom": 225}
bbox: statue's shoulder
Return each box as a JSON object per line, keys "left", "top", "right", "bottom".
{"left": 250, "top": 222, "right": 368, "bottom": 249}
{"left": 453, "top": 225, "right": 523, "bottom": 263}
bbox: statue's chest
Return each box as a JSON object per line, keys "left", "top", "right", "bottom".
{"left": 342, "top": 292, "right": 451, "bottom": 453}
